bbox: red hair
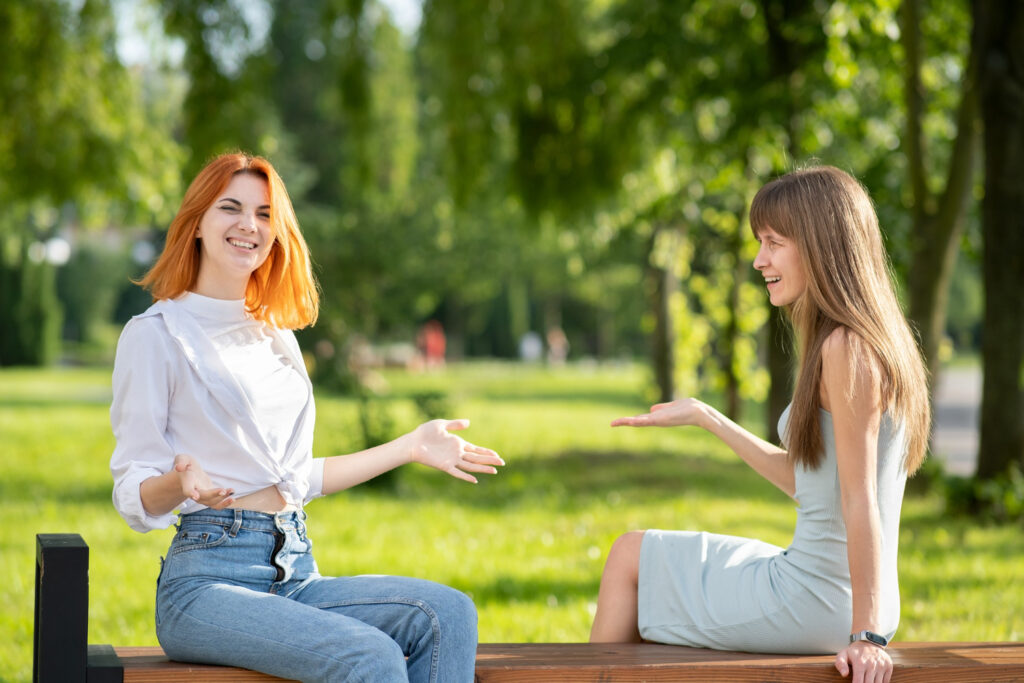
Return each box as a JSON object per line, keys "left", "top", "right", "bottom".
{"left": 137, "top": 153, "right": 319, "bottom": 329}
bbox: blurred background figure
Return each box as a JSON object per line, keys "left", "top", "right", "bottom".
{"left": 546, "top": 326, "right": 569, "bottom": 366}
{"left": 417, "top": 319, "right": 447, "bottom": 370}
{"left": 518, "top": 331, "right": 542, "bottom": 363}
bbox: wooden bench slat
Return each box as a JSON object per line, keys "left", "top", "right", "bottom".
{"left": 475, "top": 642, "right": 1024, "bottom": 682}
{"left": 116, "top": 647, "right": 292, "bottom": 682}
{"left": 111, "top": 642, "right": 1024, "bottom": 682}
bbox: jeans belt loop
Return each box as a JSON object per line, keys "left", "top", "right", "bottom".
{"left": 229, "top": 508, "right": 243, "bottom": 537}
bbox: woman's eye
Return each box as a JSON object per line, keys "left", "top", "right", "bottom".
{"left": 258, "top": 212, "right": 270, "bottom": 220}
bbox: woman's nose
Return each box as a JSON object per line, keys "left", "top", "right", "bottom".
{"left": 753, "top": 244, "right": 768, "bottom": 270}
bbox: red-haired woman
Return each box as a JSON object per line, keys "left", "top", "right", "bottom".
{"left": 590, "top": 166, "right": 930, "bottom": 683}
{"left": 110, "top": 153, "right": 503, "bottom": 682}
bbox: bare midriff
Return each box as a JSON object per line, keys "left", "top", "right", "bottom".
{"left": 229, "top": 485, "right": 297, "bottom": 514}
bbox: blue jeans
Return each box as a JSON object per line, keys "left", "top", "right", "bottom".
{"left": 155, "top": 508, "right": 477, "bottom": 682}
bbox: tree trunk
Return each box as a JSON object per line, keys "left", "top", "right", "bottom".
{"left": 976, "top": 0, "right": 1024, "bottom": 479}
{"left": 647, "top": 225, "right": 678, "bottom": 403}
{"left": 902, "top": 0, "right": 981, "bottom": 388}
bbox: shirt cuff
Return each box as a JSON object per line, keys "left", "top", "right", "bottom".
{"left": 113, "top": 470, "right": 178, "bottom": 533}
{"left": 305, "top": 457, "right": 326, "bottom": 502}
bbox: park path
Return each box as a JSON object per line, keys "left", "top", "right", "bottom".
{"left": 931, "top": 365, "right": 982, "bottom": 476}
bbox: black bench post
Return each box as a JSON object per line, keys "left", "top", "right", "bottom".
{"left": 34, "top": 534, "right": 88, "bottom": 683}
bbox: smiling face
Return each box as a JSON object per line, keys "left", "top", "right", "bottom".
{"left": 194, "top": 173, "right": 273, "bottom": 300}
{"left": 753, "top": 226, "right": 808, "bottom": 307}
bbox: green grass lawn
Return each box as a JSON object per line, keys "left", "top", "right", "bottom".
{"left": 2, "top": 362, "right": 1021, "bottom": 681}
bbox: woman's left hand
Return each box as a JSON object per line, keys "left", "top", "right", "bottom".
{"left": 835, "top": 641, "right": 893, "bottom": 683}
{"left": 409, "top": 419, "right": 504, "bottom": 483}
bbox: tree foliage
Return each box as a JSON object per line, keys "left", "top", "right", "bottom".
{"left": 0, "top": 0, "right": 1001, "bottom": 483}
{"left": 0, "top": 0, "right": 180, "bottom": 365}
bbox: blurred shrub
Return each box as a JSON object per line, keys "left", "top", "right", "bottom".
{"left": 944, "top": 464, "right": 1024, "bottom": 524}
{"left": 411, "top": 390, "right": 453, "bottom": 421}
{"left": 357, "top": 390, "right": 398, "bottom": 490}
{"left": 0, "top": 254, "right": 62, "bottom": 366}
{"left": 57, "top": 243, "right": 131, "bottom": 346}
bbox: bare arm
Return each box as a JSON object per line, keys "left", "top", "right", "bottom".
{"left": 822, "top": 329, "right": 893, "bottom": 682}
{"left": 611, "top": 398, "right": 795, "bottom": 498}
{"left": 321, "top": 419, "right": 504, "bottom": 496}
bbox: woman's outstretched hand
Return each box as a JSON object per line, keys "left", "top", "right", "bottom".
{"left": 173, "top": 454, "right": 235, "bottom": 509}
{"left": 835, "top": 641, "right": 893, "bottom": 683}
{"left": 409, "top": 419, "right": 504, "bottom": 484}
{"left": 610, "top": 398, "right": 708, "bottom": 429}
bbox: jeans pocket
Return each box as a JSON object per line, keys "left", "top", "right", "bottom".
{"left": 171, "top": 523, "right": 229, "bottom": 555}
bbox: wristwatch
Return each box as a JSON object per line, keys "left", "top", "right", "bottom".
{"left": 850, "top": 630, "right": 889, "bottom": 648}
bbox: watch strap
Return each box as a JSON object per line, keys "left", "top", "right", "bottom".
{"left": 849, "top": 630, "right": 889, "bottom": 648}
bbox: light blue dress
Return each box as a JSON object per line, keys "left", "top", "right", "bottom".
{"left": 637, "top": 406, "right": 908, "bottom": 654}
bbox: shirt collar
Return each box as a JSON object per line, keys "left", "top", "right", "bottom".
{"left": 177, "top": 291, "right": 248, "bottom": 323}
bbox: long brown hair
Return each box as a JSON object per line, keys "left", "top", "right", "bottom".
{"left": 137, "top": 153, "right": 319, "bottom": 329}
{"left": 750, "top": 166, "right": 929, "bottom": 474}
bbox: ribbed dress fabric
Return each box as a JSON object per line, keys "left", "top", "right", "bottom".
{"left": 637, "top": 405, "right": 908, "bottom": 654}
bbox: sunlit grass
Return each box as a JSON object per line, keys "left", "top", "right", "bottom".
{"left": 1, "top": 362, "right": 1020, "bottom": 682}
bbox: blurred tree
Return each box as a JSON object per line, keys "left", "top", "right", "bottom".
{"left": 0, "top": 228, "right": 62, "bottom": 366}
{"left": 0, "top": 0, "right": 179, "bottom": 365}
{"left": 420, "top": 0, "right": 699, "bottom": 400}
{"left": 57, "top": 243, "right": 132, "bottom": 345}
{"left": 975, "top": 0, "right": 1024, "bottom": 480}
{"left": 418, "top": 0, "right": 633, "bottom": 361}
{"left": 161, "top": 0, "right": 280, "bottom": 176}
{"left": 900, "top": 0, "right": 980, "bottom": 391}
{"left": 268, "top": 0, "right": 443, "bottom": 370}
{"left": 420, "top": 0, "right": 822, "bottom": 417}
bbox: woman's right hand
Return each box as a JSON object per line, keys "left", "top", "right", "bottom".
{"left": 407, "top": 419, "right": 505, "bottom": 484}
{"left": 610, "top": 398, "right": 708, "bottom": 428}
{"left": 172, "top": 454, "right": 235, "bottom": 508}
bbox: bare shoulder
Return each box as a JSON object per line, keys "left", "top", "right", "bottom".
{"left": 820, "top": 326, "right": 851, "bottom": 362}
{"left": 821, "top": 327, "right": 883, "bottom": 407}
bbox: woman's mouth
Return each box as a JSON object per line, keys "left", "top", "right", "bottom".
{"left": 228, "top": 238, "right": 257, "bottom": 250}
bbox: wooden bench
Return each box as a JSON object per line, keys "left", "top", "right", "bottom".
{"left": 36, "top": 534, "right": 1024, "bottom": 682}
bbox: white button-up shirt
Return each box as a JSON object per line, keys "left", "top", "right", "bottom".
{"left": 110, "top": 296, "right": 324, "bottom": 532}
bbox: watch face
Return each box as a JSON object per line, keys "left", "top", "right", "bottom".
{"left": 851, "top": 630, "right": 888, "bottom": 647}
{"left": 865, "top": 632, "right": 887, "bottom": 646}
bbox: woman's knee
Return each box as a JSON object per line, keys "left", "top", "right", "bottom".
{"left": 427, "top": 584, "right": 478, "bottom": 635}
{"left": 331, "top": 627, "right": 407, "bottom": 680}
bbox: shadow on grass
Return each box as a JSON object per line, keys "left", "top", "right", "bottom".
{"left": 0, "top": 473, "right": 113, "bottom": 505}
{"left": 0, "top": 397, "right": 111, "bottom": 409}
{"left": 388, "top": 389, "right": 648, "bottom": 407}
{"left": 465, "top": 574, "right": 599, "bottom": 607}
{"left": 367, "top": 449, "right": 782, "bottom": 509}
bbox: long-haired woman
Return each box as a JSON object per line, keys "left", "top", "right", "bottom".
{"left": 590, "top": 165, "right": 929, "bottom": 683}
{"left": 110, "top": 152, "right": 503, "bottom": 682}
